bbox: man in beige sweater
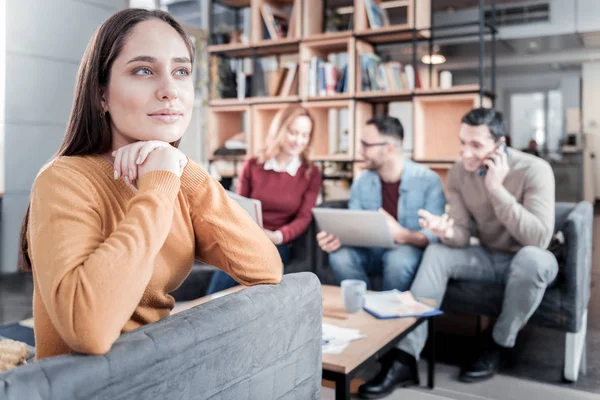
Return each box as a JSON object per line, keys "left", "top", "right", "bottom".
{"left": 358, "top": 108, "right": 558, "bottom": 398}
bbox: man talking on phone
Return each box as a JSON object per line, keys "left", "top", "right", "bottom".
{"left": 360, "top": 107, "right": 557, "bottom": 398}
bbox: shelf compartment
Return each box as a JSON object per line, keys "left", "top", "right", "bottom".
{"left": 251, "top": 103, "right": 292, "bottom": 157}
{"left": 304, "top": 100, "right": 356, "bottom": 161}
{"left": 207, "top": 105, "right": 251, "bottom": 161}
{"left": 302, "top": 0, "right": 354, "bottom": 40}
{"left": 354, "top": 0, "right": 431, "bottom": 43}
{"left": 413, "top": 93, "right": 490, "bottom": 162}
{"left": 300, "top": 37, "right": 355, "bottom": 100}
{"left": 253, "top": 0, "right": 301, "bottom": 44}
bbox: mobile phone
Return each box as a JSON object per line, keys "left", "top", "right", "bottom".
{"left": 477, "top": 140, "right": 508, "bottom": 176}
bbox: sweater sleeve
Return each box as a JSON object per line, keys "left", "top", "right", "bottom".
{"left": 236, "top": 158, "right": 253, "bottom": 198}
{"left": 278, "top": 167, "right": 322, "bottom": 243}
{"left": 28, "top": 166, "right": 180, "bottom": 356}
{"left": 441, "top": 165, "right": 471, "bottom": 248}
{"left": 489, "top": 160, "right": 555, "bottom": 248}
{"left": 181, "top": 160, "right": 282, "bottom": 286}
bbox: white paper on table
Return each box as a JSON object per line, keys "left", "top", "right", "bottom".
{"left": 322, "top": 323, "right": 366, "bottom": 354}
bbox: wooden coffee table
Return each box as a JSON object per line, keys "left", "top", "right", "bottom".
{"left": 172, "top": 284, "right": 438, "bottom": 400}
{"left": 321, "top": 285, "right": 437, "bottom": 400}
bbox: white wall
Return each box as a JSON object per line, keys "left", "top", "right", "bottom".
{"left": 582, "top": 62, "right": 600, "bottom": 200}
{"left": 0, "top": 0, "right": 127, "bottom": 274}
{"left": 0, "top": 0, "right": 6, "bottom": 195}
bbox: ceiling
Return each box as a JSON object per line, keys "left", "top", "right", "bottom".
{"left": 432, "top": 0, "right": 533, "bottom": 12}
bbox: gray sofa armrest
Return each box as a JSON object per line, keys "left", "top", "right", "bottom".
{"left": 1, "top": 273, "right": 323, "bottom": 400}
{"left": 560, "top": 201, "right": 594, "bottom": 332}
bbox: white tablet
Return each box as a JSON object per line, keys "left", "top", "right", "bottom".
{"left": 312, "top": 208, "right": 397, "bottom": 249}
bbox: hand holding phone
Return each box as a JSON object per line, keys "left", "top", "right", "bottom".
{"left": 477, "top": 139, "right": 508, "bottom": 176}
{"left": 481, "top": 138, "right": 510, "bottom": 192}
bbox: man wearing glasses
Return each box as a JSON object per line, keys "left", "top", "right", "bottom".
{"left": 317, "top": 114, "right": 446, "bottom": 296}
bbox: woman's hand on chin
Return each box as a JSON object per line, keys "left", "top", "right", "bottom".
{"left": 112, "top": 140, "right": 187, "bottom": 187}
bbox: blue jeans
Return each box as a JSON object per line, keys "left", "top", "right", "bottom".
{"left": 328, "top": 245, "right": 423, "bottom": 292}
{"left": 205, "top": 244, "right": 289, "bottom": 295}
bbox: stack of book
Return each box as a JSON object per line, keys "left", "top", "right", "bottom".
{"left": 307, "top": 53, "right": 349, "bottom": 97}
{"left": 360, "top": 53, "right": 421, "bottom": 92}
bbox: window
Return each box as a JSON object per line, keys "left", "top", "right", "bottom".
{"left": 509, "top": 90, "right": 563, "bottom": 155}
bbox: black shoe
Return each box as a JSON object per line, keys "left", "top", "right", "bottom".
{"left": 459, "top": 340, "right": 506, "bottom": 383}
{"left": 358, "top": 350, "right": 420, "bottom": 399}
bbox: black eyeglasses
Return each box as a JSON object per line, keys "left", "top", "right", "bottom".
{"left": 360, "top": 140, "right": 389, "bottom": 148}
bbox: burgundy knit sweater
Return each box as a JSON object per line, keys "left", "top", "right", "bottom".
{"left": 237, "top": 157, "right": 322, "bottom": 244}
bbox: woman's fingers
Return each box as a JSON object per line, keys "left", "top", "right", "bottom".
{"left": 137, "top": 141, "right": 169, "bottom": 165}
{"left": 120, "top": 147, "right": 132, "bottom": 182}
{"left": 113, "top": 148, "right": 123, "bottom": 179}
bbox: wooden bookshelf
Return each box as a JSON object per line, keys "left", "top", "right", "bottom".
{"left": 251, "top": 95, "right": 301, "bottom": 104}
{"left": 416, "top": 161, "right": 453, "bottom": 193}
{"left": 414, "top": 84, "right": 485, "bottom": 96}
{"left": 253, "top": 0, "right": 302, "bottom": 43}
{"left": 207, "top": 105, "right": 251, "bottom": 160}
{"left": 209, "top": 98, "right": 253, "bottom": 107}
{"left": 354, "top": 0, "right": 431, "bottom": 44}
{"left": 300, "top": 36, "right": 355, "bottom": 99}
{"left": 219, "top": 0, "right": 251, "bottom": 6}
{"left": 251, "top": 102, "right": 289, "bottom": 155}
{"left": 207, "top": 43, "right": 254, "bottom": 57}
{"left": 413, "top": 93, "right": 492, "bottom": 162}
{"left": 304, "top": 100, "right": 357, "bottom": 161}
{"left": 206, "top": 0, "right": 495, "bottom": 191}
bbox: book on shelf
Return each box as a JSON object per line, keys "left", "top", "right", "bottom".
{"left": 360, "top": 54, "right": 422, "bottom": 92}
{"left": 307, "top": 53, "right": 348, "bottom": 97}
{"left": 261, "top": 4, "right": 291, "bottom": 40}
{"left": 364, "top": 0, "right": 390, "bottom": 29}
{"left": 268, "top": 62, "right": 298, "bottom": 97}
{"left": 328, "top": 108, "right": 350, "bottom": 155}
{"left": 280, "top": 62, "right": 298, "bottom": 96}
{"left": 364, "top": 290, "right": 443, "bottom": 319}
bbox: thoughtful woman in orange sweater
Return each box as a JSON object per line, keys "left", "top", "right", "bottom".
{"left": 206, "top": 105, "right": 322, "bottom": 294}
{"left": 19, "top": 9, "right": 282, "bottom": 361}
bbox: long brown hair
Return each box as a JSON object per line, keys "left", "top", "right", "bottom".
{"left": 18, "top": 9, "right": 195, "bottom": 271}
{"left": 256, "top": 104, "right": 315, "bottom": 174}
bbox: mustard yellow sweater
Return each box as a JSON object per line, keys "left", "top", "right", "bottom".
{"left": 27, "top": 155, "right": 282, "bottom": 360}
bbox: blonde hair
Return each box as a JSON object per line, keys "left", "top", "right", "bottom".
{"left": 257, "top": 105, "right": 315, "bottom": 174}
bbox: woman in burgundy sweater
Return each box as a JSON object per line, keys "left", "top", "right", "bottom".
{"left": 206, "top": 105, "right": 323, "bottom": 294}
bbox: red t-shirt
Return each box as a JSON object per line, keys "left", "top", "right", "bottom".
{"left": 237, "top": 157, "right": 322, "bottom": 244}
{"left": 381, "top": 180, "right": 401, "bottom": 220}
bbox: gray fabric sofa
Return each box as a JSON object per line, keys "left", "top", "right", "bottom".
{"left": 314, "top": 200, "right": 593, "bottom": 382}
{"left": 0, "top": 272, "right": 323, "bottom": 400}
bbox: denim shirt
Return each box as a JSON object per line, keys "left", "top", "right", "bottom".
{"left": 348, "top": 159, "right": 447, "bottom": 244}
